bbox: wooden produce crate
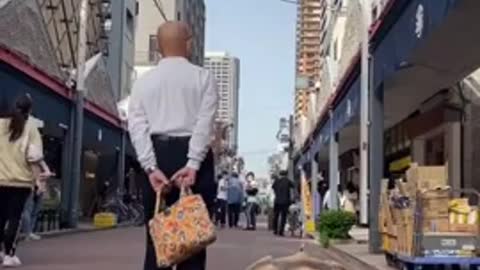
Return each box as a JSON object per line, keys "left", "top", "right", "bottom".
{"left": 396, "top": 221, "right": 414, "bottom": 256}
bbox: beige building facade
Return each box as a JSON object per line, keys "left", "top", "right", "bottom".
{"left": 134, "top": 0, "right": 205, "bottom": 68}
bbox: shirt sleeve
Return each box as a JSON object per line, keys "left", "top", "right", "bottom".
{"left": 27, "top": 123, "right": 44, "bottom": 162}
{"left": 186, "top": 71, "right": 219, "bottom": 170}
{"left": 128, "top": 85, "right": 157, "bottom": 171}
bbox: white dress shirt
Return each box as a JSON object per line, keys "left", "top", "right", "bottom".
{"left": 217, "top": 178, "right": 228, "bottom": 200}
{"left": 128, "top": 57, "right": 218, "bottom": 171}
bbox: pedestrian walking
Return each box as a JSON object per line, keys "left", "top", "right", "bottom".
{"left": 128, "top": 21, "right": 218, "bottom": 270}
{"left": 322, "top": 185, "right": 342, "bottom": 211}
{"left": 0, "top": 94, "right": 52, "bottom": 267}
{"left": 215, "top": 172, "right": 228, "bottom": 227}
{"left": 21, "top": 184, "right": 44, "bottom": 241}
{"left": 245, "top": 172, "right": 259, "bottom": 231}
{"left": 227, "top": 172, "right": 243, "bottom": 228}
{"left": 272, "top": 170, "right": 294, "bottom": 236}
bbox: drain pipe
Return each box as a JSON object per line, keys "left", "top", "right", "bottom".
{"left": 359, "top": 0, "right": 371, "bottom": 227}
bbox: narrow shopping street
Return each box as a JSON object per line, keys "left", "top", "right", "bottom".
{"left": 18, "top": 225, "right": 372, "bottom": 270}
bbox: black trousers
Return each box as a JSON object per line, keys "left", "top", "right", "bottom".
{"left": 215, "top": 199, "right": 227, "bottom": 226}
{"left": 227, "top": 203, "right": 240, "bottom": 228}
{"left": 0, "top": 186, "right": 31, "bottom": 255}
{"left": 273, "top": 203, "right": 289, "bottom": 235}
{"left": 143, "top": 135, "right": 215, "bottom": 270}
{"left": 245, "top": 202, "right": 257, "bottom": 230}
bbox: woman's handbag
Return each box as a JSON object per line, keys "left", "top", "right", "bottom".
{"left": 149, "top": 187, "right": 217, "bottom": 267}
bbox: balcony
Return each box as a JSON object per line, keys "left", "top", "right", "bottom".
{"left": 302, "top": 16, "right": 322, "bottom": 23}
{"left": 301, "top": 39, "right": 320, "bottom": 46}
{"left": 301, "top": 45, "right": 321, "bottom": 53}
{"left": 303, "top": 1, "right": 322, "bottom": 9}
{"left": 301, "top": 23, "right": 321, "bottom": 31}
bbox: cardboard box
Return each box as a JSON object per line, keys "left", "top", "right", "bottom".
{"left": 423, "top": 216, "right": 450, "bottom": 233}
{"left": 421, "top": 188, "right": 450, "bottom": 218}
{"left": 449, "top": 223, "right": 478, "bottom": 234}
{"left": 406, "top": 164, "right": 447, "bottom": 191}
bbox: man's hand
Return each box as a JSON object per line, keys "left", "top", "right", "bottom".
{"left": 148, "top": 169, "right": 170, "bottom": 193}
{"left": 171, "top": 167, "right": 197, "bottom": 188}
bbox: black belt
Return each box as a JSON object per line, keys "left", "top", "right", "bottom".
{"left": 151, "top": 134, "right": 191, "bottom": 143}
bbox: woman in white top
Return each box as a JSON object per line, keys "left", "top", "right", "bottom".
{"left": 215, "top": 173, "right": 228, "bottom": 227}
{"left": 245, "top": 172, "right": 259, "bottom": 231}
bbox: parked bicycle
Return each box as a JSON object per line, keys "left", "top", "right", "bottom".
{"left": 100, "top": 191, "right": 144, "bottom": 225}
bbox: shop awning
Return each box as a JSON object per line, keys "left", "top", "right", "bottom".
{"left": 372, "top": 0, "right": 460, "bottom": 92}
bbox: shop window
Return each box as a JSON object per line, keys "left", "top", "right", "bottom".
{"left": 148, "top": 35, "right": 158, "bottom": 63}
{"left": 425, "top": 133, "right": 445, "bottom": 166}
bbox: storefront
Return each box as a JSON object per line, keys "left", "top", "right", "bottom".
{"left": 384, "top": 91, "right": 463, "bottom": 189}
{"left": 79, "top": 112, "right": 122, "bottom": 218}
{"left": 1, "top": 46, "right": 130, "bottom": 228}
{"left": 384, "top": 118, "right": 413, "bottom": 179}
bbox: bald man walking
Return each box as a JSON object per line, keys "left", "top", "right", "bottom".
{"left": 128, "top": 22, "right": 218, "bottom": 270}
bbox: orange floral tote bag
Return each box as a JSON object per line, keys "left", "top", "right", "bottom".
{"left": 149, "top": 188, "right": 216, "bottom": 267}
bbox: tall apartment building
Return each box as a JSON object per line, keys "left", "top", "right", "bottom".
{"left": 204, "top": 52, "right": 240, "bottom": 152}
{"left": 134, "top": 0, "right": 205, "bottom": 73}
{"left": 294, "top": 0, "right": 329, "bottom": 146}
{"left": 105, "top": 0, "right": 138, "bottom": 101}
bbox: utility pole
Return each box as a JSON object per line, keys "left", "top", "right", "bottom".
{"left": 359, "top": 0, "right": 371, "bottom": 226}
{"left": 69, "top": 0, "right": 89, "bottom": 228}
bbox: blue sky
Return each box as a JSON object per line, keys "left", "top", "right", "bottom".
{"left": 205, "top": 0, "right": 297, "bottom": 177}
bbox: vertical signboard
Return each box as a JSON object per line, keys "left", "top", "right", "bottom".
{"left": 301, "top": 172, "right": 315, "bottom": 235}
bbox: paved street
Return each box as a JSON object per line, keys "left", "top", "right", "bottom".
{"left": 17, "top": 225, "right": 372, "bottom": 270}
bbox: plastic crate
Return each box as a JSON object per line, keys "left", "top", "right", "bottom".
{"left": 94, "top": 212, "right": 117, "bottom": 229}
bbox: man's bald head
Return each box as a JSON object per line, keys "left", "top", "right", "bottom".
{"left": 157, "top": 21, "right": 192, "bottom": 59}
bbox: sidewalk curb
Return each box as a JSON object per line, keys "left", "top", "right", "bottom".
{"left": 25, "top": 222, "right": 137, "bottom": 240}
{"left": 329, "top": 245, "right": 379, "bottom": 270}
